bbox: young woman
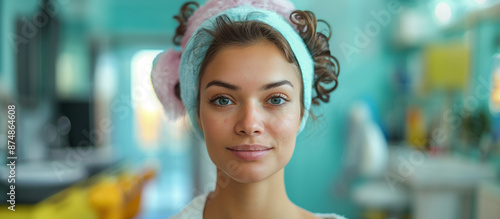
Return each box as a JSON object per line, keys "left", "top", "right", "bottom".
{"left": 151, "top": 0, "right": 343, "bottom": 218}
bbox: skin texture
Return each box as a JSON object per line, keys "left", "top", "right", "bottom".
{"left": 198, "top": 40, "right": 320, "bottom": 219}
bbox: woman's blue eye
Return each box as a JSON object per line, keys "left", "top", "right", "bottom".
{"left": 268, "top": 97, "right": 286, "bottom": 105}
{"left": 215, "top": 97, "right": 232, "bottom": 105}
{"left": 210, "top": 95, "right": 286, "bottom": 106}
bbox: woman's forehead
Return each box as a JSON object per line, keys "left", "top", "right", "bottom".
{"left": 201, "top": 42, "right": 301, "bottom": 88}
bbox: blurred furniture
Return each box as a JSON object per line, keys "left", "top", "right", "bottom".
{"left": 0, "top": 163, "right": 155, "bottom": 219}
{"left": 352, "top": 180, "right": 409, "bottom": 219}
{"left": 49, "top": 146, "right": 119, "bottom": 177}
{"left": 343, "top": 101, "right": 410, "bottom": 218}
{"left": 0, "top": 160, "right": 88, "bottom": 204}
{"left": 477, "top": 181, "right": 500, "bottom": 219}
{"left": 387, "top": 146, "right": 497, "bottom": 219}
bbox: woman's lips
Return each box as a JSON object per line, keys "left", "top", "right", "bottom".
{"left": 227, "top": 145, "right": 272, "bottom": 161}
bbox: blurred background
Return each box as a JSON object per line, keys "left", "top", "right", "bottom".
{"left": 1, "top": 0, "right": 500, "bottom": 218}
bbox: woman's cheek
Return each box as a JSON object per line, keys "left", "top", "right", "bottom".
{"left": 270, "top": 113, "right": 298, "bottom": 164}
{"left": 268, "top": 106, "right": 301, "bottom": 133}
{"left": 203, "top": 109, "right": 232, "bottom": 138}
{"left": 201, "top": 110, "right": 227, "bottom": 161}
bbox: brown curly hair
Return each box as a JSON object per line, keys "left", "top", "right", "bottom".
{"left": 172, "top": 1, "right": 339, "bottom": 109}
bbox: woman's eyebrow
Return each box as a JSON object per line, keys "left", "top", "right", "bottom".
{"left": 205, "top": 80, "right": 240, "bottom": 90}
{"left": 261, "top": 80, "right": 294, "bottom": 90}
{"left": 205, "top": 80, "right": 293, "bottom": 90}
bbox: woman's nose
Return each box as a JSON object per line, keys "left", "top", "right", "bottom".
{"left": 234, "top": 102, "right": 264, "bottom": 136}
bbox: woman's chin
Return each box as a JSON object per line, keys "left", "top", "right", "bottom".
{"left": 223, "top": 164, "right": 277, "bottom": 184}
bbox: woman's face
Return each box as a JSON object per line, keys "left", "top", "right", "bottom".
{"left": 198, "top": 40, "right": 302, "bottom": 183}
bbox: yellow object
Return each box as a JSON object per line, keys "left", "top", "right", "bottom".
{"left": 0, "top": 166, "right": 156, "bottom": 219}
{"left": 490, "top": 54, "right": 500, "bottom": 112}
{"left": 0, "top": 188, "right": 98, "bottom": 219}
{"left": 32, "top": 187, "right": 98, "bottom": 219}
{"left": 0, "top": 205, "right": 34, "bottom": 219}
{"left": 88, "top": 180, "right": 124, "bottom": 219}
{"left": 492, "top": 77, "right": 500, "bottom": 102}
{"left": 406, "top": 107, "right": 427, "bottom": 149}
{"left": 424, "top": 41, "right": 470, "bottom": 91}
{"left": 87, "top": 168, "right": 156, "bottom": 219}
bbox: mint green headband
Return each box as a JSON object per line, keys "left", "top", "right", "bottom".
{"left": 179, "top": 5, "right": 314, "bottom": 139}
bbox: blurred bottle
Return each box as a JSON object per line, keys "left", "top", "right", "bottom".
{"left": 489, "top": 54, "right": 500, "bottom": 144}
{"left": 406, "top": 107, "right": 427, "bottom": 150}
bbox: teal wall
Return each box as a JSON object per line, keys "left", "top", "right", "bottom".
{"left": 285, "top": 0, "right": 395, "bottom": 216}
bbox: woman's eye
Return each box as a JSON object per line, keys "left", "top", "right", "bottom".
{"left": 213, "top": 97, "right": 233, "bottom": 106}
{"left": 210, "top": 95, "right": 286, "bottom": 106}
{"left": 267, "top": 96, "right": 286, "bottom": 105}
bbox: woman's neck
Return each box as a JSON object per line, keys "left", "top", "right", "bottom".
{"left": 203, "top": 168, "right": 301, "bottom": 219}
